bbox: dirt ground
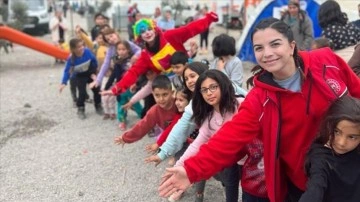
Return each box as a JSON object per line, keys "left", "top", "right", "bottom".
{"left": 0, "top": 12, "right": 256, "bottom": 201}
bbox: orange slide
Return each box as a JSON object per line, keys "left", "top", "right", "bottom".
{"left": 0, "top": 26, "right": 69, "bottom": 60}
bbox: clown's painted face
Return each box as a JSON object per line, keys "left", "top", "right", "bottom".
{"left": 133, "top": 19, "right": 157, "bottom": 43}
{"left": 141, "top": 29, "right": 156, "bottom": 43}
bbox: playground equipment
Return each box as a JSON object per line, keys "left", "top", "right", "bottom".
{"left": 0, "top": 26, "right": 69, "bottom": 60}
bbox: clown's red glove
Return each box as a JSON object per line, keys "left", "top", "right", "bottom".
{"left": 206, "top": 11, "right": 219, "bottom": 22}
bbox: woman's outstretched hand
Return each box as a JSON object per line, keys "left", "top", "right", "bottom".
{"left": 158, "top": 166, "right": 191, "bottom": 198}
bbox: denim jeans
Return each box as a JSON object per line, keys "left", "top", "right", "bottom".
{"left": 242, "top": 191, "right": 270, "bottom": 202}
{"left": 213, "top": 163, "right": 240, "bottom": 202}
{"left": 75, "top": 76, "right": 100, "bottom": 108}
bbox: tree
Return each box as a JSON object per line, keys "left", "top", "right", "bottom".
{"left": 9, "top": 1, "right": 28, "bottom": 30}
{"left": 98, "top": 0, "right": 111, "bottom": 13}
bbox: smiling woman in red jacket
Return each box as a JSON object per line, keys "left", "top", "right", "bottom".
{"left": 158, "top": 18, "right": 360, "bottom": 202}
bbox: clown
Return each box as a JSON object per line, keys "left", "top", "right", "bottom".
{"left": 102, "top": 12, "right": 218, "bottom": 96}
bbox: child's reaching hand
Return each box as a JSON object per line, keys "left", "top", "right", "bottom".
{"left": 88, "top": 80, "right": 98, "bottom": 89}
{"left": 114, "top": 135, "right": 126, "bottom": 147}
{"left": 122, "top": 101, "right": 133, "bottom": 111}
{"left": 129, "top": 84, "right": 137, "bottom": 93}
{"left": 145, "top": 155, "right": 162, "bottom": 166}
{"left": 100, "top": 89, "right": 114, "bottom": 96}
{"left": 145, "top": 143, "right": 159, "bottom": 154}
{"left": 59, "top": 84, "right": 66, "bottom": 93}
{"left": 90, "top": 74, "right": 97, "bottom": 81}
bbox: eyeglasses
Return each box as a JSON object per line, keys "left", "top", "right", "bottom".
{"left": 200, "top": 84, "right": 219, "bottom": 94}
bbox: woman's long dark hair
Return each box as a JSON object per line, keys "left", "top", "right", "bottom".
{"left": 247, "top": 18, "right": 304, "bottom": 86}
{"left": 192, "top": 69, "right": 238, "bottom": 128}
{"left": 314, "top": 96, "right": 360, "bottom": 153}
{"left": 318, "top": 0, "right": 347, "bottom": 28}
{"left": 182, "top": 61, "right": 209, "bottom": 99}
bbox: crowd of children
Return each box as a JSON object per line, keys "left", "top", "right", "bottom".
{"left": 57, "top": 2, "right": 360, "bottom": 201}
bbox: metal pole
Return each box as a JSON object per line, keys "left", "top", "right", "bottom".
{"left": 226, "top": 3, "right": 229, "bottom": 34}
{"left": 70, "top": 7, "right": 74, "bottom": 36}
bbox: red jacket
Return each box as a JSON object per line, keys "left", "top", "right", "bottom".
{"left": 122, "top": 99, "right": 178, "bottom": 143}
{"left": 156, "top": 113, "right": 182, "bottom": 146}
{"left": 183, "top": 48, "right": 360, "bottom": 202}
{"left": 111, "top": 13, "right": 218, "bottom": 95}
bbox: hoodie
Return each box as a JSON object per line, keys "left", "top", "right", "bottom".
{"left": 183, "top": 47, "right": 360, "bottom": 202}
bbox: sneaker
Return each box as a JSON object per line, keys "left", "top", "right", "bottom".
{"left": 110, "top": 114, "right": 116, "bottom": 120}
{"left": 119, "top": 122, "right": 126, "bottom": 131}
{"left": 195, "top": 193, "right": 204, "bottom": 202}
{"left": 77, "top": 107, "right": 86, "bottom": 120}
{"left": 95, "top": 105, "right": 104, "bottom": 115}
{"left": 85, "top": 98, "right": 93, "bottom": 104}
{"left": 103, "top": 114, "right": 110, "bottom": 120}
{"left": 72, "top": 101, "right": 77, "bottom": 108}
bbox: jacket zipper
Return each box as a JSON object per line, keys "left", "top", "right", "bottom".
{"left": 266, "top": 92, "right": 282, "bottom": 201}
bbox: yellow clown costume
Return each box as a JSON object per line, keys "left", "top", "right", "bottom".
{"left": 111, "top": 12, "right": 218, "bottom": 95}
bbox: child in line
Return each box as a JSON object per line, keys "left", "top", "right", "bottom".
{"left": 90, "top": 27, "right": 141, "bottom": 90}
{"left": 122, "top": 51, "right": 189, "bottom": 135}
{"left": 170, "top": 51, "right": 188, "bottom": 90}
{"left": 145, "top": 62, "right": 208, "bottom": 202}
{"left": 76, "top": 25, "right": 108, "bottom": 72}
{"left": 146, "top": 62, "right": 208, "bottom": 165}
{"left": 311, "top": 37, "right": 334, "bottom": 50}
{"left": 122, "top": 51, "right": 189, "bottom": 112}
{"left": 174, "top": 69, "right": 243, "bottom": 202}
{"left": 114, "top": 75, "right": 178, "bottom": 145}
{"left": 90, "top": 13, "right": 108, "bottom": 41}
{"left": 104, "top": 40, "right": 143, "bottom": 129}
{"left": 145, "top": 87, "right": 191, "bottom": 166}
{"left": 121, "top": 70, "right": 157, "bottom": 119}
{"left": 299, "top": 96, "right": 360, "bottom": 202}
{"left": 101, "top": 71, "right": 116, "bottom": 120}
{"left": 59, "top": 38, "right": 103, "bottom": 119}
{"left": 210, "top": 34, "right": 244, "bottom": 89}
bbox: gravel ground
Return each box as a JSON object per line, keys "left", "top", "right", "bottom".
{"left": 0, "top": 16, "right": 255, "bottom": 202}
{"left": 0, "top": 44, "right": 230, "bottom": 202}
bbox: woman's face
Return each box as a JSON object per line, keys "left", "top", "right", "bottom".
{"left": 105, "top": 33, "right": 119, "bottom": 45}
{"left": 288, "top": 5, "right": 299, "bottom": 17}
{"left": 253, "top": 28, "right": 296, "bottom": 80}
{"left": 141, "top": 29, "right": 156, "bottom": 43}
{"left": 73, "top": 41, "right": 85, "bottom": 56}
{"left": 183, "top": 68, "right": 199, "bottom": 92}
{"left": 116, "top": 44, "right": 129, "bottom": 58}
{"left": 175, "top": 92, "right": 189, "bottom": 112}
{"left": 200, "top": 78, "right": 221, "bottom": 111}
